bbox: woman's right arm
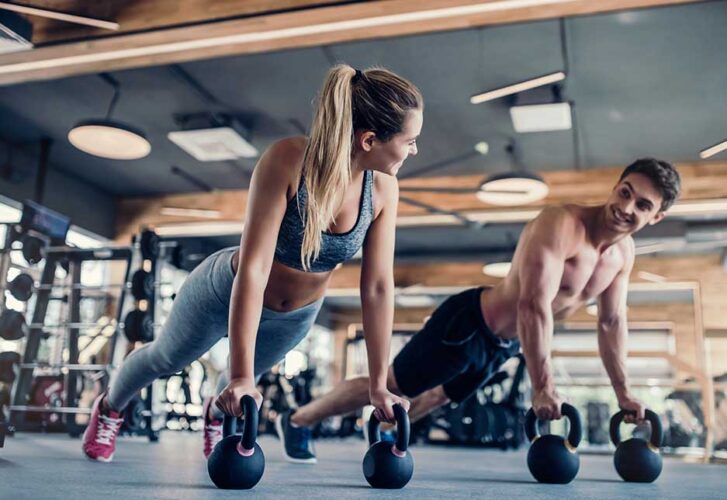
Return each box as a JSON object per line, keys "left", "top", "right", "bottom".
{"left": 215, "top": 139, "right": 300, "bottom": 416}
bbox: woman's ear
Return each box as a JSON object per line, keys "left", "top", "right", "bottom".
{"left": 355, "top": 130, "right": 377, "bottom": 152}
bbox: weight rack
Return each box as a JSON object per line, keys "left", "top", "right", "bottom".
{"left": 7, "top": 244, "right": 133, "bottom": 436}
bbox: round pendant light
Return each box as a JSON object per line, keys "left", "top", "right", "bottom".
{"left": 476, "top": 171, "right": 549, "bottom": 206}
{"left": 68, "top": 119, "right": 151, "bottom": 160}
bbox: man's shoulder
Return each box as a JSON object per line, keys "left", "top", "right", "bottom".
{"left": 531, "top": 205, "right": 586, "bottom": 234}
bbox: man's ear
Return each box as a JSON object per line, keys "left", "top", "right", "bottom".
{"left": 649, "top": 211, "right": 667, "bottom": 225}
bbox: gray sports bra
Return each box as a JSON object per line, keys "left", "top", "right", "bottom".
{"left": 274, "top": 170, "right": 374, "bottom": 272}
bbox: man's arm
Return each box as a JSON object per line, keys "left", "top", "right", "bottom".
{"left": 596, "top": 239, "right": 645, "bottom": 421}
{"left": 517, "top": 207, "right": 580, "bottom": 420}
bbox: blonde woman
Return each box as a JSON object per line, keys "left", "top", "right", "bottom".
{"left": 82, "top": 65, "right": 423, "bottom": 463}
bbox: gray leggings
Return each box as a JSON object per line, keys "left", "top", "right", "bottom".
{"left": 107, "top": 247, "right": 323, "bottom": 413}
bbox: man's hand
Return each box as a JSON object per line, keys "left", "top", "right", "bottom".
{"left": 370, "top": 386, "right": 411, "bottom": 423}
{"left": 532, "top": 388, "right": 565, "bottom": 420}
{"left": 618, "top": 393, "right": 646, "bottom": 423}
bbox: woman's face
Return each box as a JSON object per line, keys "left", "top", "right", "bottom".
{"left": 356, "top": 107, "right": 423, "bottom": 176}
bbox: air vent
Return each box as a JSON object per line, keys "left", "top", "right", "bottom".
{"left": 167, "top": 127, "right": 258, "bottom": 162}
{"left": 510, "top": 102, "right": 572, "bottom": 133}
{"left": 0, "top": 11, "right": 32, "bottom": 55}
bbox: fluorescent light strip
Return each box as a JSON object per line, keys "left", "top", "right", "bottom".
{"left": 699, "top": 139, "right": 727, "bottom": 159}
{"left": 0, "top": 2, "right": 119, "bottom": 31}
{"left": 0, "top": 0, "right": 576, "bottom": 75}
{"left": 160, "top": 207, "right": 222, "bottom": 219}
{"left": 154, "top": 221, "right": 243, "bottom": 237}
{"left": 470, "top": 71, "right": 566, "bottom": 104}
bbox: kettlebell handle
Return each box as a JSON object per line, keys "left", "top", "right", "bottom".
{"left": 609, "top": 408, "right": 662, "bottom": 449}
{"left": 524, "top": 402, "right": 582, "bottom": 449}
{"left": 367, "top": 403, "right": 410, "bottom": 454}
{"left": 221, "top": 395, "right": 259, "bottom": 452}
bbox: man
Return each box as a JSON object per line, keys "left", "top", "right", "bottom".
{"left": 276, "top": 158, "right": 681, "bottom": 463}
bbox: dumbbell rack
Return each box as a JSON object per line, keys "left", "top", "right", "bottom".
{"left": 7, "top": 245, "right": 133, "bottom": 436}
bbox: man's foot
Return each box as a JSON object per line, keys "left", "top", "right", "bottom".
{"left": 275, "top": 410, "right": 317, "bottom": 464}
{"left": 82, "top": 392, "right": 124, "bottom": 463}
{"left": 202, "top": 397, "right": 223, "bottom": 458}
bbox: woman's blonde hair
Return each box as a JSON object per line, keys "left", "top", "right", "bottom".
{"left": 299, "top": 65, "right": 422, "bottom": 270}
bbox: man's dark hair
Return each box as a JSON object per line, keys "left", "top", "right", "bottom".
{"left": 619, "top": 158, "right": 681, "bottom": 211}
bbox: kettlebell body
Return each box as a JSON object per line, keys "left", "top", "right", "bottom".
{"left": 527, "top": 434, "right": 580, "bottom": 484}
{"left": 208, "top": 438, "right": 265, "bottom": 489}
{"left": 524, "top": 403, "right": 583, "bottom": 484}
{"left": 207, "top": 395, "right": 265, "bottom": 489}
{"left": 363, "top": 404, "right": 414, "bottom": 489}
{"left": 610, "top": 409, "right": 663, "bottom": 483}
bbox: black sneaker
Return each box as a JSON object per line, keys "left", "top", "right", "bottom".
{"left": 275, "top": 411, "right": 317, "bottom": 464}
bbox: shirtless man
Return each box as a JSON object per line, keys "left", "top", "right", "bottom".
{"left": 276, "top": 158, "right": 681, "bottom": 463}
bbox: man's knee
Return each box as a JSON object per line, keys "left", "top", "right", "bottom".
{"left": 429, "top": 385, "right": 451, "bottom": 407}
{"left": 386, "top": 365, "right": 405, "bottom": 396}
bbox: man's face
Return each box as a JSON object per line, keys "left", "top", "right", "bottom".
{"left": 605, "top": 173, "right": 666, "bottom": 234}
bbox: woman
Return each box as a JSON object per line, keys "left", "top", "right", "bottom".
{"left": 83, "top": 64, "right": 424, "bottom": 463}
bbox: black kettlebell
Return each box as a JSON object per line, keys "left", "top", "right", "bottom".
{"left": 363, "top": 404, "right": 414, "bottom": 489}
{"left": 525, "top": 402, "right": 583, "bottom": 484}
{"left": 207, "top": 395, "right": 265, "bottom": 489}
{"left": 610, "top": 409, "right": 663, "bottom": 482}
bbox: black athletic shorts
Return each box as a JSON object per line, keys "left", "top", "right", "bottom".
{"left": 393, "top": 287, "right": 521, "bottom": 403}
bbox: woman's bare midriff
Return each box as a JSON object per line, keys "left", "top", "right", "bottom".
{"left": 230, "top": 249, "right": 332, "bottom": 312}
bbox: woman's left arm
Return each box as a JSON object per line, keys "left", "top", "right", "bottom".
{"left": 359, "top": 175, "right": 410, "bottom": 422}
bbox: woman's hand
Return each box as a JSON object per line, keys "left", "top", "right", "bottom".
{"left": 370, "top": 386, "right": 410, "bottom": 423}
{"left": 215, "top": 377, "right": 263, "bottom": 416}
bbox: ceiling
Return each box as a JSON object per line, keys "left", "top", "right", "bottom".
{"left": 0, "top": 1, "right": 726, "bottom": 261}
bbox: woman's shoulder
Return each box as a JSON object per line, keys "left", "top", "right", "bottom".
{"left": 255, "top": 136, "right": 307, "bottom": 193}
{"left": 261, "top": 136, "right": 307, "bottom": 171}
{"left": 372, "top": 172, "right": 399, "bottom": 216}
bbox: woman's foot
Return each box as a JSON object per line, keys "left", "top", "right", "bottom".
{"left": 82, "top": 392, "right": 124, "bottom": 462}
{"left": 202, "top": 397, "right": 223, "bottom": 458}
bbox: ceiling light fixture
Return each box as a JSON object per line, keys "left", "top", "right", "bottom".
{"left": 477, "top": 142, "right": 549, "bottom": 206}
{"left": 474, "top": 141, "right": 490, "bottom": 155}
{"left": 68, "top": 74, "right": 150, "bottom": 160}
{"left": 699, "top": 139, "right": 727, "bottom": 159}
{"left": 477, "top": 171, "right": 549, "bottom": 205}
{"left": 470, "top": 71, "right": 566, "bottom": 105}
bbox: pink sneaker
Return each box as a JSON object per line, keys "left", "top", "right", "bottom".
{"left": 82, "top": 392, "right": 124, "bottom": 462}
{"left": 202, "top": 397, "right": 223, "bottom": 458}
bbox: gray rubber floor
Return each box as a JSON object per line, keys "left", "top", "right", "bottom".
{"left": 0, "top": 432, "right": 724, "bottom": 499}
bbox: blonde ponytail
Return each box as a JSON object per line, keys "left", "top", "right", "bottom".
{"left": 300, "top": 64, "right": 422, "bottom": 270}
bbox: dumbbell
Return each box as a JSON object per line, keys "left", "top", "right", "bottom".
{"left": 0, "top": 351, "right": 20, "bottom": 384}
{"left": 610, "top": 409, "right": 663, "bottom": 482}
{"left": 131, "top": 270, "right": 154, "bottom": 301}
{"left": 0, "top": 309, "right": 27, "bottom": 341}
{"left": 524, "top": 403, "right": 583, "bottom": 484}
{"left": 138, "top": 230, "right": 159, "bottom": 260}
{"left": 7, "top": 273, "right": 34, "bottom": 301}
{"left": 123, "top": 309, "right": 154, "bottom": 343}
{"left": 20, "top": 235, "right": 45, "bottom": 265}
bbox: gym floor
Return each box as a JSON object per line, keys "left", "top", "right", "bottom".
{"left": 1, "top": 433, "right": 723, "bottom": 499}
